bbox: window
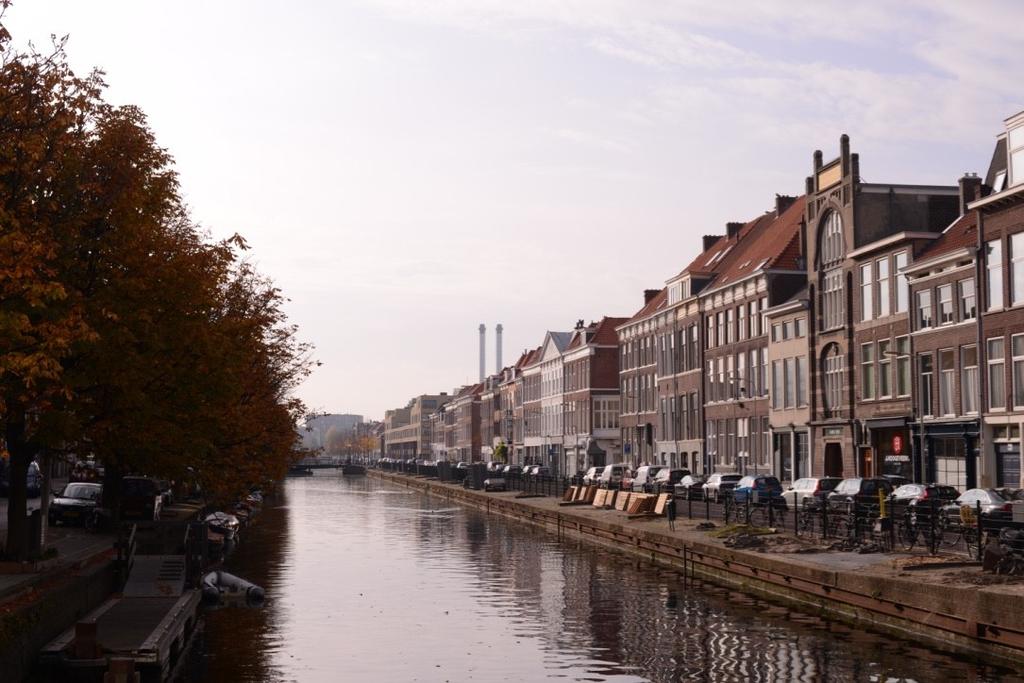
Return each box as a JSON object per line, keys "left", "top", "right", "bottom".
{"left": 822, "top": 346, "right": 843, "bottom": 417}
{"left": 916, "top": 290, "right": 933, "bottom": 329}
{"left": 1013, "top": 233, "right": 1024, "bottom": 306}
{"left": 717, "top": 313, "right": 726, "bottom": 348}
{"left": 750, "top": 299, "right": 761, "bottom": 337}
{"left": 821, "top": 211, "right": 844, "bottom": 264}
{"left": 877, "top": 258, "right": 890, "bottom": 317}
{"left": 782, "top": 320, "right": 793, "bottom": 340}
{"left": 860, "top": 263, "right": 874, "bottom": 321}
{"left": 987, "top": 239, "right": 1003, "bottom": 311}
{"left": 959, "top": 278, "right": 976, "bottom": 321}
{"left": 895, "top": 251, "right": 909, "bottom": 313}
{"left": 738, "top": 305, "right": 747, "bottom": 340}
{"left": 823, "top": 268, "right": 844, "bottom": 330}
{"left": 794, "top": 317, "right": 806, "bottom": 338}
{"left": 962, "top": 346, "right": 978, "bottom": 415}
{"left": 919, "top": 354, "right": 934, "bottom": 418}
{"left": 737, "top": 352, "right": 746, "bottom": 398}
{"left": 772, "top": 322, "right": 782, "bottom": 343}
{"left": 988, "top": 337, "right": 1005, "bottom": 411}
{"left": 782, "top": 360, "right": 798, "bottom": 409}
{"left": 939, "top": 349, "right": 955, "bottom": 416}
{"left": 861, "top": 343, "right": 875, "bottom": 400}
{"left": 726, "top": 308, "right": 735, "bottom": 344}
{"left": 893, "top": 336, "right": 910, "bottom": 398}
{"left": 878, "top": 339, "right": 892, "bottom": 398}
{"left": 796, "top": 356, "right": 808, "bottom": 407}
{"left": 1012, "top": 124, "right": 1024, "bottom": 186}
{"left": 938, "top": 284, "right": 954, "bottom": 325}
{"left": 757, "top": 348, "right": 767, "bottom": 396}
{"left": 1014, "top": 334, "right": 1024, "bottom": 409}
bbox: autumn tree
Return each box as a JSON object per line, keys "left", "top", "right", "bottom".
{"left": 0, "top": 20, "right": 104, "bottom": 558}
{"left": 0, "top": 12, "right": 313, "bottom": 555}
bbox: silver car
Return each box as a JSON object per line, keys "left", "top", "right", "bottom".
{"left": 702, "top": 473, "right": 742, "bottom": 502}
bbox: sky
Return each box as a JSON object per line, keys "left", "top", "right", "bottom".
{"left": 6, "top": 1, "right": 1024, "bottom": 420}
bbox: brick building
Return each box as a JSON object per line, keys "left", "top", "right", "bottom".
{"left": 805, "top": 135, "right": 960, "bottom": 479}
{"left": 766, "top": 290, "right": 811, "bottom": 481}
{"left": 561, "top": 317, "right": 627, "bottom": 474}
{"left": 617, "top": 290, "right": 665, "bottom": 467}
{"left": 973, "top": 109, "right": 1024, "bottom": 488}
{"left": 452, "top": 383, "right": 482, "bottom": 462}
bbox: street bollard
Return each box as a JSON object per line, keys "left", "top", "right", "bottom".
{"left": 977, "top": 500, "right": 984, "bottom": 562}
{"left": 688, "top": 495, "right": 692, "bottom": 520}
{"left": 822, "top": 501, "right": 829, "bottom": 539}
{"left": 793, "top": 500, "right": 799, "bottom": 537}
{"left": 705, "top": 494, "right": 710, "bottom": 521}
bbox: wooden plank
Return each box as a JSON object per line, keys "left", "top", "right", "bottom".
{"left": 605, "top": 490, "right": 617, "bottom": 508}
{"left": 563, "top": 486, "right": 577, "bottom": 502}
{"left": 592, "top": 490, "right": 606, "bottom": 507}
{"left": 584, "top": 486, "right": 598, "bottom": 503}
{"left": 654, "top": 494, "right": 669, "bottom": 515}
{"left": 615, "top": 492, "right": 631, "bottom": 511}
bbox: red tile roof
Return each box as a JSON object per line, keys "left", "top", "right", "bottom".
{"left": 918, "top": 213, "right": 977, "bottom": 261}
{"left": 622, "top": 287, "right": 668, "bottom": 327}
{"left": 710, "top": 196, "right": 806, "bottom": 287}
{"left": 593, "top": 317, "right": 629, "bottom": 345}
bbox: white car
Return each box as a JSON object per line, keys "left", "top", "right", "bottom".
{"left": 582, "top": 466, "right": 601, "bottom": 486}
{"left": 702, "top": 473, "right": 743, "bottom": 502}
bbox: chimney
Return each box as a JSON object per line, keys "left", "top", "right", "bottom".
{"left": 644, "top": 289, "right": 660, "bottom": 304}
{"left": 702, "top": 234, "right": 722, "bottom": 251}
{"left": 959, "top": 172, "right": 983, "bottom": 215}
{"left": 495, "top": 323, "right": 503, "bottom": 373}
{"left": 839, "top": 133, "right": 850, "bottom": 176}
{"left": 478, "top": 324, "right": 486, "bottom": 383}
{"left": 775, "top": 194, "right": 796, "bottom": 216}
{"left": 726, "top": 222, "right": 744, "bottom": 240}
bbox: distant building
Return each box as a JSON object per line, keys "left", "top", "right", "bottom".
{"left": 301, "top": 414, "right": 363, "bottom": 450}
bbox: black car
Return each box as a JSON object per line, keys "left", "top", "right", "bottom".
{"left": 887, "top": 483, "right": 960, "bottom": 510}
{"left": 49, "top": 482, "right": 102, "bottom": 527}
{"left": 119, "top": 476, "right": 163, "bottom": 521}
{"left": 826, "top": 478, "right": 894, "bottom": 510}
{"left": 674, "top": 474, "right": 706, "bottom": 500}
{"left": 652, "top": 468, "right": 689, "bottom": 494}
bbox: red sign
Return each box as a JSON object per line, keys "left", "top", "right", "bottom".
{"left": 892, "top": 435, "right": 903, "bottom": 455}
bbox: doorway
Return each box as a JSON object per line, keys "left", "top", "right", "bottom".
{"left": 824, "top": 443, "right": 843, "bottom": 477}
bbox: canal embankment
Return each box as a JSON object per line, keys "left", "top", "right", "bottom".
{"left": 370, "top": 469, "right": 1024, "bottom": 668}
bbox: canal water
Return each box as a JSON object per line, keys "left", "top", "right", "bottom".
{"left": 192, "top": 474, "right": 1021, "bottom": 682}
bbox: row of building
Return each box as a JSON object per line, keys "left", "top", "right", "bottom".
{"left": 382, "top": 111, "right": 1024, "bottom": 491}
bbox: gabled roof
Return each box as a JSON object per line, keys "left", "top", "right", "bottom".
{"left": 917, "top": 213, "right": 977, "bottom": 261}
{"left": 710, "top": 196, "right": 806, "bottom": 288}
{"left": 621, "top": 288, "right": 668, "bottom": 328}
{"left": 593, "top": 316, "right": 629, "bottom": 345}
{"left": 539, "top": 331, "right": 572, "bottom": 362}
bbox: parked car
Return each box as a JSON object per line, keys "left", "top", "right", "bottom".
{"left": 942, "top": 488, "right": 1014, "bottom": 524}
{"left": 483, "top": 475, "right": 507, "bottom": 492}
{"left": 533, "top": 466, "right": 551, "bottom": 478}
{"left": 702, "top": 473, "right": 742, "bottom": 502}
{"left": 782, "top": 477, "right": 842, "bottom": 509}
{"left": 598, "top": 464, "right": 630, "bottom": 489}
{"left": 631, "top": 465, "right": 664, "bottom": 493}
{"left": 733, "top": 475, "right": 786, "bottom": 507}
{"left": 826, "top": 478, "right": 894, "bottom": 510}
{"left": 502, "top": 464, "right": 523, "bottom": 476}
{"left": 674, "top": 474, "right": 707, "bottom": 499}
{"left": 582, "top": 466, "right": 601, "bottom": 486}
{"left": 119, "top": 476, "right": 163, "bottom": 521}
{"left": 455, "top": 462, "right": 469, "bottom": 470}
{"left": 48, "top": 482, "right": 103, "bottom": 527}
{"left": 652, "top": 468, "right": 689, "bottom": 494}
{"left": 887, "top": 483, "right": 960, "bottom": 511}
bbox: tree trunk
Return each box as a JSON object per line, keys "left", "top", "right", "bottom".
{"left": 4, "top": 414, "right": 35, "bottom": 561}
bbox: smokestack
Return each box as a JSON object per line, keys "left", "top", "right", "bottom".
{"left": 479, "top": 324, "right": 486, "bottom": 382}
{"left": 495, "top": 323, "right": 503, "bottom": 373}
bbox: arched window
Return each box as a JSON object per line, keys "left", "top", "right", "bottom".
{"left": 819, "top": 211, "right": 846, "bottom": 330}
{"left": 821, "top": 211, "right": 845, "bottom": 265}
{"left": 822, "top": 344, "right": 844, "bottom": 417}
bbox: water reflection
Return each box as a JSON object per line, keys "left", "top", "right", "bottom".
{"left": 194, "top": 474, "right": 1020, "bottom": 683}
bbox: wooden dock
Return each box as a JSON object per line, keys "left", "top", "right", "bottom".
{"left": 40, "top": 554, "right": 201, "bottom": 682}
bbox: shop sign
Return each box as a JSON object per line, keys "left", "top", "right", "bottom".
{"left": 824, "top": 427, "right": 843, "bottom": 437}
{"left": 892, "top": 434, "right": 903, "bottom": 455}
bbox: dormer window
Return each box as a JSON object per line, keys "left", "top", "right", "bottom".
{"left": 1010, "top": 124, "right": 1024, "bottom": 187}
